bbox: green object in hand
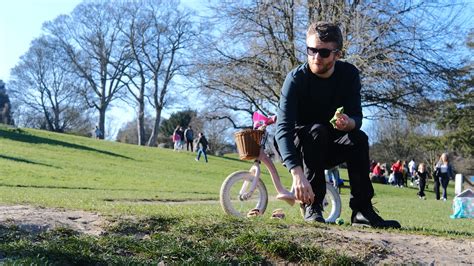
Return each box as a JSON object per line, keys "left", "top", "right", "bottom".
{"left": 330, "top": 107, "right": 344, "bottom": 128}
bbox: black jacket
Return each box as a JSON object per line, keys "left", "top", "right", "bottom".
{"left": 275, "top": 61, "right": 363, "bottom": 170}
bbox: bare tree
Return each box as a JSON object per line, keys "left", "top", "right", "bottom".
{"left": 43, "top": 2, "right": 131, "bottom": 139}
{"left": 195, "top": 0, "right": 470, "bottom": 127}
{"left": 8, "top": 36, "right": 85, "bottom": 132}
{"left": 193, "top": 0, "right": 303, "bottom": 127}
{"left": 117, "top": 0, "right": 198, "bottom": 146}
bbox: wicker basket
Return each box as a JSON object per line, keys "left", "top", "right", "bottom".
{"left": 234, "top": 129, "right": 264, "bottom": 160}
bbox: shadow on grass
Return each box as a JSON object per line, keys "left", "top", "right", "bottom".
{"left": 220, "top": 155, "right": 253, "bottom": 164}
{"left": 0, "top": 128, "right": 132, "bottom": 160}
{"left": 103, "top": 198, "right": 217, "bottom": 203}
{"left": 0, "top": 155, "right": 59, "bottom": 168}
{"left": 0, "top": 183, "right": 139, "bottom": 191}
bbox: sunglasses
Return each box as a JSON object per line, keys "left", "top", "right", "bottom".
{"left": 306, "top": 47, "right": 339, "bottom": 58}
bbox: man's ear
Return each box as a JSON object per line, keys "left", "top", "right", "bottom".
{"left": 336, "top": 49, "right": 344, "bottom": 59}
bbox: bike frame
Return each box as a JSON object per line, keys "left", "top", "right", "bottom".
{"left": 239, "top": 133, "right": 295, "bottom": 205}
{"left": 221, "top": 112, "right": 341, "bottom": 221}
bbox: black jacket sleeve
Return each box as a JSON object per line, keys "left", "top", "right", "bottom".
{"left": 344, "top": 65, "right": 363, "bottom": 129}
{"left": 275, "top": 71, "right": 302, "bottom": 171}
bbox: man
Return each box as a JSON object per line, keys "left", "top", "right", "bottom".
{"left": 275, "top": 21, "right": 400, "bottom": 228}
{"left": 94, "top": 125, "right": 102, "bottom": 139}
{"left": 195, "top": 132, "right": 209, "bottom": 163}
{"left": 184, "top": 126, "right": 194, "bottom": 152}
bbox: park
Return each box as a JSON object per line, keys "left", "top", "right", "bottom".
{"left": 0, "top": 0, "right": 473, "bottom": 264}
{"left": 0, "top": 125, "right": 472, "bottom": 264}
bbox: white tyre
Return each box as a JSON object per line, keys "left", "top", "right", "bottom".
{"left": 220, "top": 171, "right": 268, "bottom": 217}
{"left": 322, "top": 184, "right": 342, "bottom": 223}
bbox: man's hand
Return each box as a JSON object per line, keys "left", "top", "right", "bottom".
{"left": 290, "top": 166, "right": 314, "bottom": 204}
{"left": 334, "top": 113, "right": 355, "bottom": 132}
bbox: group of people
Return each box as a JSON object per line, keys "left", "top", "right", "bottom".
{"left": 370, "top": 160, "right": 417, "bottom": 187}
{"left": 172, "top": 126, "right": 194, "bottom": 152}
{"left": 172, "top": 126, "right": 209, "bottom": 163}
{"left": 370, "top": 153, "right": 455, "bottom": 201}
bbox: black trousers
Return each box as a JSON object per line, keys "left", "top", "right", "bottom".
{"left": 394, "top": 172, "right": 403, "bottom": 187}
{"left": 186, "top": 140, "right": 194, "bottom": 152}
{"left": 418, "top": 178, "right": 426, "bottom": 197}
{"left": 434, "top": 173, "right": 449, "bottom": 199}
{"left": 293, "top": 124, "right": 374, "bottom": 211}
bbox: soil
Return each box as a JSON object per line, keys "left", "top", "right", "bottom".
{"left": 0, "top": 204, "right": 472, "bottom": 264}
{"left": 0, "top": 205, "right": 105, "bottom": 236}
{"left": 317, "top": 226, "right": 473, "bottom": 265}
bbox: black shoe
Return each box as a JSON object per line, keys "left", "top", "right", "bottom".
{"left": 351, "top": 206, "right": 401, "bottom": 229}
{"left": 300, "top": 203, "right": 325, "bottom": 223}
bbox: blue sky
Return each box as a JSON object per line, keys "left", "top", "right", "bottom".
{"left": 0, "top": 0, "right": 202, "bottom": 83}
{"left": 0, "top": 0, "right": 203, "bottom": 137}
{"left": 0, "top": 0, "right": 83, "bottom": 82}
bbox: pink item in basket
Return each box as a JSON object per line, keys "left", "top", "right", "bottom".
{"left": 252, "top": 112, "right": 277, "bottom": 129}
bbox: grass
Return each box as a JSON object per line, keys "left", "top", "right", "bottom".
{"left": 0, "top": 124, "right": 472, "bottom": 263}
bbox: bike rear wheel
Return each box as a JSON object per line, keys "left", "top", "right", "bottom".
{"left": 322, "top": 184, "right": 341, "bottom": 223}
{"left": 220, "top": 171, "right": 268, "bottom": 217}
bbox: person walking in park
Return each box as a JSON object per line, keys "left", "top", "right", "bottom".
{"left": 274, "top": 21, "right": 400, "bottom": 228}
{"left": 184, "top": 126, "right": 194, "bottom": 152}
{"left": 172, "top": 126, "right": 182, "bottom": 151}
{"left": 195, "top": 132, "right": 209, "bottom": 163}
{"left": 434, "top": 153, "right": 455, "bottom": 201}
{"left": 177, "top": 126, "right": 185, "bottom": 150}
{"left": 94, "top": 126, "right": 102, "bottom": 139}
{"left": 415, "top": 163, "right": 428, "bottom": 200}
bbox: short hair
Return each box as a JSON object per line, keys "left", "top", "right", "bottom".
{"left": 307, "top": 22, "right": 343, "bottom": 51}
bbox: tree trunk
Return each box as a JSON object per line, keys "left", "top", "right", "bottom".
{"left": 137, "top": 97, "right": 145, "bottom": 145}
{"left": 147, "top": 107, "right": 162, "bottom": 147}
{"left": 98, "top": 107, "right": 106, "bottom": 140}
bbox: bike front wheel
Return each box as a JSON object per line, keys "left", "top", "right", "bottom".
{"left": 220, "top": 170, "right": 268, "bottom": 217}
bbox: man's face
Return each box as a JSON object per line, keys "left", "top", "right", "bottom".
{"left": 306, "top": 33, "right": 340, "bottom": 77}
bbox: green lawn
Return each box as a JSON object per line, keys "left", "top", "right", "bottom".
{"left": 0, "top": 125, "right": 472, "bottom": 263}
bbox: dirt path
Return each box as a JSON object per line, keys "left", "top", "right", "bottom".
{"left": 0, "top": 205, "right": 106, "bottom": 236}
{"left": 0, "top": 204, "right": 472, "bottom": 264}
{"left": 319, "top": 226, "right": 473, "bottom": 264}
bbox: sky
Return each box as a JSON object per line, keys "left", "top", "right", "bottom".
{"left": 0, "top": 0, "right": 83, "bottom": 82}
{"left": 0, "top": 0, "right": 202, "bottom": 137}
{"left": 2, "top": 1, "right": 471, "bottom": 138}
{"left": 0, "top": 0, "right": 204, "bottom": 83}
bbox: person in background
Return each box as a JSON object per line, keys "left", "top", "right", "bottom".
{"left": 416, "top": 163, "right": 428, "bottom": 200}
{"left": 391, "top": 160, "right": 403, "bottom": 188}
{"left": 369, "top": 160, "right": 377, "bottom": 173}
{"left": 184, "top": 126, "right": 194, "bottom": 152}
{"left": 434, "top": 153, "right": 455, "bottom": 201}
{"left": 408, "top": 158, "right": 416, "bottom": 185}
{"left": 325, "top": 166, "right": 343, "bottom": 188}
{"left": 94, "top": 125, "right": 102, "bottom": 139}
{"left": 172, "top": 126, "right": 182, "bottom": 151}
{"left": 177, "top": 126, "right": 185, "bottom": 150}
{"left": 195, "top": 132, "right": 209, "bottom": 163}
{"left": 402, "top": 160, "right": 409, "bottom": 187}
{"left": 274, "top": 21, "right": 400, "bottom": 228}
{"left": 371, "top": 162, "right": 387, "bottom": 184}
